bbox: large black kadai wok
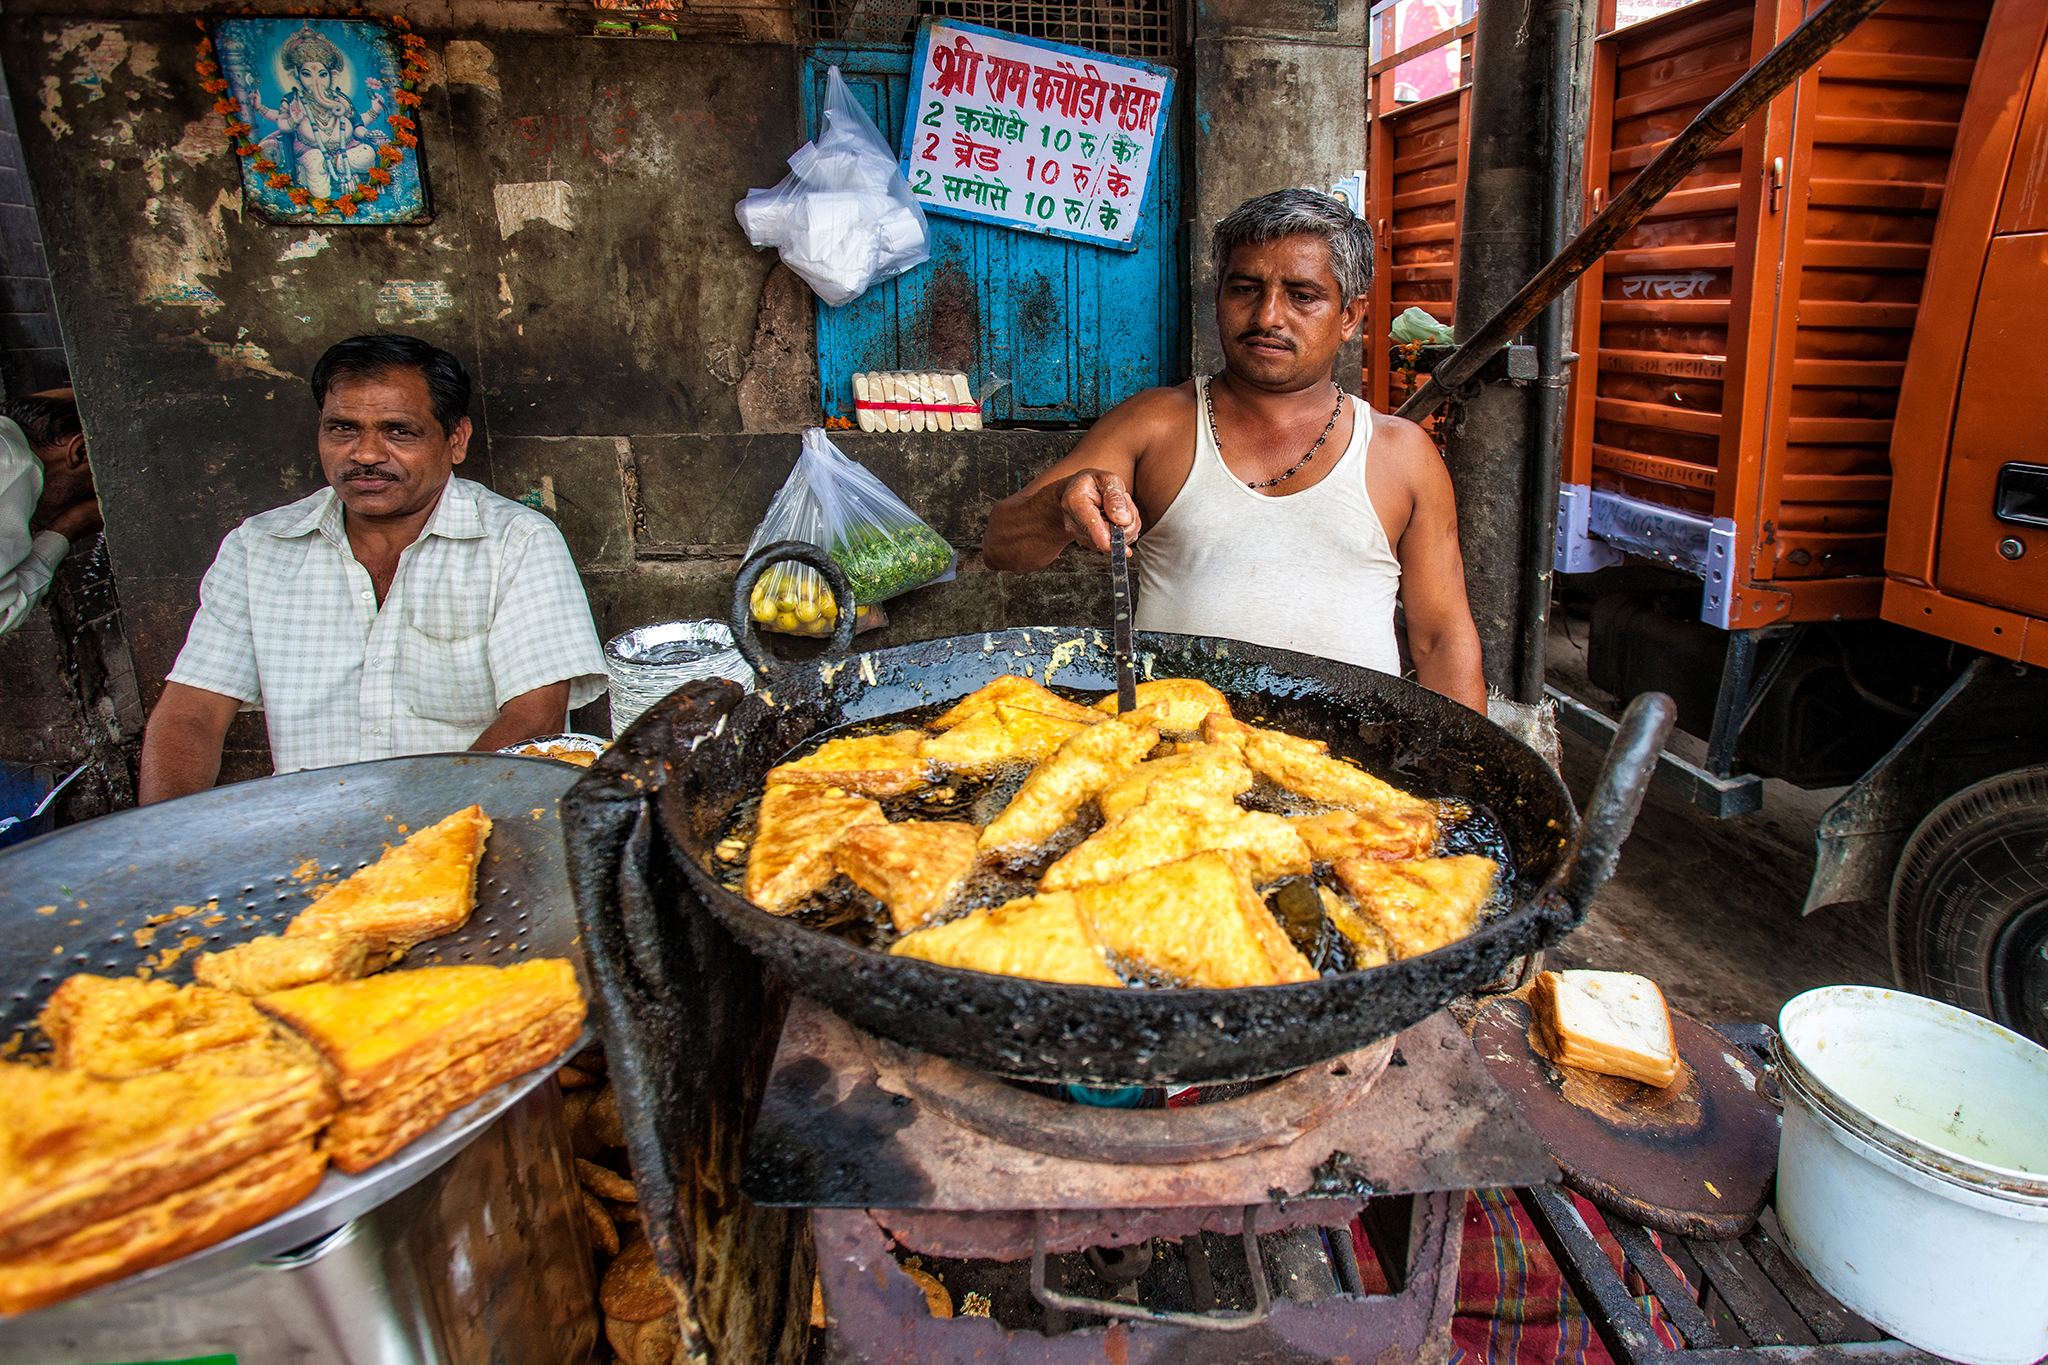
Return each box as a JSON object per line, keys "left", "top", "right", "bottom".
{"left": 575, "top": 542, "right": 1677, "bottom": 1091}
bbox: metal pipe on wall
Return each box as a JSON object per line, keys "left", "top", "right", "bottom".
{"left": 1516, "top": 0, "right": 1601, "bottom": 706}
{"left": 1444, "top": 0, "right": 1554, "bottom": 697}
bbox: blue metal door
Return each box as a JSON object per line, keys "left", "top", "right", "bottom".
{"left": 802, "top": 45, "right": 1184, "bottom": 425}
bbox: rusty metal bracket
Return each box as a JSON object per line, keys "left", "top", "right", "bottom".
{"left": 1028, "top": 1206, "right": 1272, "bottom": 1332}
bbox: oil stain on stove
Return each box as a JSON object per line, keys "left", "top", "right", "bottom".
{"left": 742, "top": 1057, "right": 935, "bottom": 1207}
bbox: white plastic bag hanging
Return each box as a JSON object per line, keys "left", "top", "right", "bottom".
{"left": 743, "top": 428, "right": 956, "bottom": 636}
{"left": 735, "top": 67, "right": 931, "bottom": 306}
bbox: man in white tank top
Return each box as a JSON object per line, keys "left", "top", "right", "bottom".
{"left": 983, "top": 189, "right": 1486, "bottom": 711}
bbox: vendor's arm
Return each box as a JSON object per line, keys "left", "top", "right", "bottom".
{"left": 982, "top": 388, "right": 1183, "bottom": 571}
{"left": 0, "top": 422, "right": 79, "bottom": 636}
{"left": 467, "top": 681, "right": 572, "bottom": 753}
{"left": 139, "top": 683, "right": 242, "bottom": 804}
{"left": 1380, "top": 420, "right": 1487, "bottom": 712}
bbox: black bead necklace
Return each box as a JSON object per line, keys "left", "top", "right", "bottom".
{"left": 1206, "top": 375, "right": 1346, "bottom": 490}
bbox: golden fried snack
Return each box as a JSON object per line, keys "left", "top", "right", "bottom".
{"left": 1092, "top": 677, "right": 1232, "bottom": 731}
{"left": 744, "top": 783, "right": 887, "bottom": 911}
{"left": 1096, "top": 744, "right": 1254, "bottom": 823}
{"left": 1201, "top": 714, "right": 1328, "bottom": 755}
{"left": 38, "top": 976, "right": 274, "bottom": 1078}
{"left": 195, "top": 933, "right": 374, "bottom": 996}
{"left": 0, "top": 1053, "right": 335, "bottom": 1258}
{"left": 832, "top": 821, "right": 980, "bottom": 931}
{"left": 1042, "top": 792, "right": 1311, "bottom": 890}
{"left": 0, "top": 1138, "right": 328, "bottom": 1316}
{"left": 890, "top": 893, "right": 1122, "bottom": 987}
{"left": 1332, "top": 855, "right": 1498, "bottom": 959}
{"left": 1070, "top": 853, "right": 1315, "bottom": 988}
{"left": 767, "top": 730, "right": 931, "bottom": 797}
{"left": 919, "top": 703, "right": 1088, "bottom": 773}
{"left": 1291, "top": 806, "right": 1439, "bottom": 864}
{"left": 978, "top": 714, "right": 1160, "bottom": 852}
{"left": 255, "top": 959, "right": 585, "bottom": 1106}
{"left": 930, "top": 675, "right": 1101, "bottom": 730}
{"left": 1318, "top": 887, "right": 1391, "bottom": 968}
{"left": 286, "top": 804, "right": 492, "bottom": 953}
{"left": 319, "top": 1002, "right": 585, "bottom": 1173}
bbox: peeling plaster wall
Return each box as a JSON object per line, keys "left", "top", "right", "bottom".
{"left": 1191, "top": 0, "right": 1368, "bottom": 386}
{"left": 2, "top": 13, "right": 1096, "bottom": 778}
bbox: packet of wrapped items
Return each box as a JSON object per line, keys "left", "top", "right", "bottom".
{"left": 743, "top": 428, "right": 957, "bottom": 635}
{"left": 850, "top": 371, "right": 986, "bottom": 432}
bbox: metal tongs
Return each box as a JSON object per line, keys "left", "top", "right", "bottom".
{"left": 1109, "top": 520, "right": 1136, "bottom": 715}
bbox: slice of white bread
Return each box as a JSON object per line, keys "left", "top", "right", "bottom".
{"left": 1533, "top": 969, "right": 1679, "bottom": 1088}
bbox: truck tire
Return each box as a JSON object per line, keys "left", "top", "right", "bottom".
{"left": 1890, "top": 766, "right": 2048, "bottom": 1046}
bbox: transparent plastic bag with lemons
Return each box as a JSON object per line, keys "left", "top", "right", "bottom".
{"left": 742, "top": 428, "right": 956, "bottom": 636}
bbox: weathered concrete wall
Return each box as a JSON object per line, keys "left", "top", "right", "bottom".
{"left": 1190, "top": 0, "right": 1368, "bottom": 385}
{"left": 1, "top": 14, "right": 1102, "bottom": 773}
{"left": 0, "top": 58, "right": 66, "bottom": 396}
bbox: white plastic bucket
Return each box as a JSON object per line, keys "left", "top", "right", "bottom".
{"left": 1775, "top": 986, "right": 2048, "bottom": 1365}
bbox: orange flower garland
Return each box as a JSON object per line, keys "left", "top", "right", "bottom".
{"left": 196, "top": 10, "right": 429, "bottom": 219}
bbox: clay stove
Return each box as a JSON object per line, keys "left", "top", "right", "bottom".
{"left": 744, "top": 995, "right": 1557, "bottom": 1363}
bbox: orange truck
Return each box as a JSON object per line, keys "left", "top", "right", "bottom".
{"left": 1534, "top": 0, "right": 2048, "bottom": 1043}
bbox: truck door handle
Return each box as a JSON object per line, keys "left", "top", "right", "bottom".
{"left": 1994, "top": 462, "right": 2048, "bottom": 529}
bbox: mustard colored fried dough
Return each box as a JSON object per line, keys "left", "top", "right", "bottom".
{"left": 890, "top": 893, "right": 1121, "bottom": 987}
{"left": 919, "top": 703, "right": 1088, "bottom": 773}
{"left": 1332, "top": 855, "right": 1498, "bottom": 960}
{"left": 832, "top": 821, "right": 981, "bottom": 932}
{"left": 744, "top": 784, "right": 886, "bottom": 912}
{"left": 1291, "top": 806, "right": 1439, "bottom": 864}
{"left": 1318, "top": 887, "right": 1391, "bottom": 968}
{"left": 321, "top": 1002, "right": 585, "bottom": 1173}
{"left": 0, "top": 1053, "right": 335, "bottom": 1258}
{"left": 1202, "top": 714, "right": 1435, "bottom": 818}
{"left": 1095, "top": 744, "right": 1254, "bottom": 824}
{"left": 38, "top": 976, "right": 275, "bottom": 1078}
{"left": 285, "top": 804, "right": 491, "bottom": 952}
{"left": 929, "top": 675, "right": 1102, "bottom": 731}
{"left": 0, "top": 1138, "right": 328, "bottom": 1317}
{"left": 979, "top": 714, "right": 1160, "bottom": 852}
{"left": 1070, "top": 853, "right": 1315, "bottom": 988}
{"left": 255, "top": 959, "right": 585, "bottom": 1106}
{"left": 1092, "top": 677, "right": 1232, "bottom": 732}
{"left": 194, "top": 933, "right": 374, "bottom": 996}
{"left": 767, "top": 730, "right": 931, "bottom": 797}
{"left": 1042, "top": 792, "right": 1310, "bottom": 890}
{"left": 1200, "top": 714, "right": 1328, "bottom": 755}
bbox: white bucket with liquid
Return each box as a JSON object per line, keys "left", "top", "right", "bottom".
{"left": 1775, "top": 986, "right": 2048, "bottom": 1365}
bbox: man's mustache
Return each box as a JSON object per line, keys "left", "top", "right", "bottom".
{"left": 340, "top": 467, "right": 398, "bottom": 483}
{"left": 1236, "top": 330, "right": 1293, "bottom": 349}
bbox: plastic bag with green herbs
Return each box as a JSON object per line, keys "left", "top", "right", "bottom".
{"left": 742, "top": 427, "right": 955, "bottom": 635}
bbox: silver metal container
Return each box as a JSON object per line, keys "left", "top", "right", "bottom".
{"left": 0, "top": 1081, "right": 599, "bottom": 1364}
{"left": 604, "top": 621, "right": 753, "bottom": 733}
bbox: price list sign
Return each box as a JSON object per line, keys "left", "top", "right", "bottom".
{"left": 901, "top": 19, "right": 1174, "bottom": 250}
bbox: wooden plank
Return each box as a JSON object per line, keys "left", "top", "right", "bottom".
{"left": 1794, "top": 300, "right": 1919, "bottom": 328}
{"left": 1389, "top": 222, "right": 1458, "bottom": 247}
{"left": 1600, "top": 349, "right": 1728, "bottom": 381}
{"left": 1390, "top": 186, "right": 1460, "bottom": 213}
{"left": 1603, "top": 298, "right": 1730, "bottom": 324}
{"left": 1797, "top": 240, "right": 1931, "bottom": 271}
{"left": 1597, "top": 397, "right": 1723, "bottom": 438}
{"left": 1817, "top": 52, "right": 1978, "bottom": 86}
{"left": 1785, "top": 416, "right": 1893, "bottom": 443}
{"left": 1593, "top": 443, "right": 1719, "bottom": 490}
{"left": 1610, "top": 61, "right": 1751, "bottom": 123}
{"left": 1742, "top": 1208, "right": 1884, "bottom": 1345}
{"left": 1684, "top": 1236, "right": 1819, "bottom": 1347}
{"left": 1779, "top": 473, "right": 1893, "bottom": 502}
{"left": 1811, "top": 115, "right": 1960, "bottom": 150}
{"left": 1789, "top": 358, "right": 1906, "bottom": 387}
{"left": 1806, "top": 177, "right": 1947, "bottom": 211}
{"left": 1608, "top": 129, "right": 1747, "bottom": 172}
{"left": 1604, "top": 242, "right": 1738, "bottom": 270}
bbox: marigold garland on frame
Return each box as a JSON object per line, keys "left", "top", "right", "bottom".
{"left": 198, "top": 9, "right": 430, "bottom": 223}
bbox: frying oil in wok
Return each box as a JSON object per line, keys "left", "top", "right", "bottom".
{"left": 715, "top": 698, "right": 1518, "bottom": 981}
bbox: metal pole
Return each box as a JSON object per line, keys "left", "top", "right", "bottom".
{"left": 1444, "top": 0, "right": 1553, "bottom": 695}
{"left": 1514, "top": 0, "right": 1600, "bottom": 705}
{"left": 1398, "top": 0, "right": 1890, "bottom": 423}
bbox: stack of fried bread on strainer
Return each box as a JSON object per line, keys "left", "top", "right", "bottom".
{"left": 0, "top": 804, "right": 584, "bottom": 1315}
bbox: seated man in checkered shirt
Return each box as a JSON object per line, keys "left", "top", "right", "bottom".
{"left": 138, "top": 335, "right": 608, "bottom": 804}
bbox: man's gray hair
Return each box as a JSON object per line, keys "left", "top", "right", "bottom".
{"left": 1213, "top": 189, "right": 1374, "bottom": 301}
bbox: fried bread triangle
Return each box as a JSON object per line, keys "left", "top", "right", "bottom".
{"left": 285, "top": 804, "right": 492, "bottom": 953}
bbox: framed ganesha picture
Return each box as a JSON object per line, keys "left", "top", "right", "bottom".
{"left": 203, "top": 17, "right": 431, "bottom": 225}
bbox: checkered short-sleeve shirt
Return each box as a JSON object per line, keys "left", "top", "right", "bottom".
{"left": 167, "top": 477, "right": 608, "bottom": 774}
